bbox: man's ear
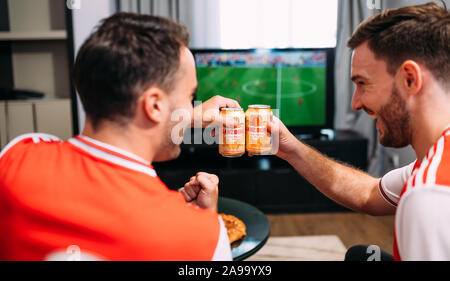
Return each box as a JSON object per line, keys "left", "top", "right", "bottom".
{"left": 399, "top": 60, "right": 423, "bottom": 97}
{"left": 142, "top": 86, "right": 167, "bottom": 123}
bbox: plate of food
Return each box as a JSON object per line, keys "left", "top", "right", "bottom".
{"left": 218, "top": 197, "right": 270, "bottom": 261}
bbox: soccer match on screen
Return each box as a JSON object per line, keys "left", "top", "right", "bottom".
{"left": 195, "top": 50, "right": 327, "bottom": 127}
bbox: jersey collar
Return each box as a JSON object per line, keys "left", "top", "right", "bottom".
{"left": 68, "top": 135, "right": 156, "bottom": 178}
{"left": 444, "top": 124, "right": 450, "bottom": 136}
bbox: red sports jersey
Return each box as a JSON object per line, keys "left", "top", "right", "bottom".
{"left": 0, "top": 133, "right": 231, "bottom": 261}
{"left": 379, "top": 125, "right": 450, "bottom": 260}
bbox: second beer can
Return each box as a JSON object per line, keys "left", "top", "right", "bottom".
{"left": 246, "top": 105, "right": 272, "bottom": 155}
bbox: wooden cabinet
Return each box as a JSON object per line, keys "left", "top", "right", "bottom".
{"left": 0, "top": 99, "right": 72, "bottom": 149}
{"left": 0, "top": 0, "right": 74, "bottom": 149}
{"left": 0, "top": 0, "right": 71, "bottom": 98}
{"left": 34, "top": 99, "right": 72, "bottom": 140}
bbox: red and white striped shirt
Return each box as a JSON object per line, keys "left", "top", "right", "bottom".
{"left": 379, "top": 125, "right": 450, "bottom": 260}
{"left": 0, "top": 133, "right": 231, "bottom": 261}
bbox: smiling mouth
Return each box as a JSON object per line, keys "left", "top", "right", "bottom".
{"left": 363, "top": 108, "right": 379, "bottom": 120}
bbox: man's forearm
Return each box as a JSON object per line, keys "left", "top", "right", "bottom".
{"left": 283, "top": 139, "right": 379, "bottom": 213}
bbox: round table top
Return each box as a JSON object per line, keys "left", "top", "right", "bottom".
{"left": 218, "top": 197, "right": 270, "bottom": 261}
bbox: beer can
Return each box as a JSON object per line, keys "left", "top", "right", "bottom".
{"left": 219, "top": 108, "right": 245, "bottom": 158}
{"left": 246, "top": 105, "right": 272, "bottom": 155}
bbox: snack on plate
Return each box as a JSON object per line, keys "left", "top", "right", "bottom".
{"left": 219, "top": 213, "right": 247, "bottom": 244}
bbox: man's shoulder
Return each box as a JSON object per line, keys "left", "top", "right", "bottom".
{"left": 0, "top": 133, "right": 64, "bottom": 196}
{"left": 0, "top": 133, "right": 62, "bottom": 160}
{"left": 407, "top": 133, "right": 450, "bottom": 191}
{"left": 426, "top": 133, "right": 450, "bottom": 187}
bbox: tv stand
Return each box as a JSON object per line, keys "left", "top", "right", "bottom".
{"left": 295, "top": 129, "right": 335, "bottom": 141}
{"left": 154, "top": 129, "right": 368, "bottom": 213}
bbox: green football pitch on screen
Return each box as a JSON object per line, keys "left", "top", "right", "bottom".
{"left": 196, "top": 66, "right": 326, "bottom": 127}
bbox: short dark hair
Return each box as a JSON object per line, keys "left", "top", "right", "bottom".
{"left": 348, "top": 2, "right": 449, "bottom": 89}
{"left": 73, "top": 12, "right": 190, "bottom": 128}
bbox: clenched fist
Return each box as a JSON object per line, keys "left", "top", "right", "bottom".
{"left": 180, "top": 172, "right": 219, "bottom": 211}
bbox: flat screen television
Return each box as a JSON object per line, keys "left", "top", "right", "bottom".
{"left": 192, "top": 48, "right": 335, "bottom": 135}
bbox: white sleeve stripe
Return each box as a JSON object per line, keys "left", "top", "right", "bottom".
{"left": 380, "top": 161, "right": 416, "bottom": 205}
{"left": 211, "top": 216, "right": 232, "bottom": 261}
{"left": 378, "top": 180, "right": 398, "bottom": 207}
{"left": 0, "top": 133, "right": 60, "bottom": 159}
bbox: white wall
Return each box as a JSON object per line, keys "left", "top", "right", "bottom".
{"left": 179, "top": 0, "right": 222, "bottom": 48}
{"left": 70, "top": 0, "right": 117, "bottom": 132}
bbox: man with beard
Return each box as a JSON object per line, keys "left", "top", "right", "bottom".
{"left": 0, "top": 13, "right": 238, "bottom": 260}
{"left": 269, "top": 2, "right": 449, "bottom": 260}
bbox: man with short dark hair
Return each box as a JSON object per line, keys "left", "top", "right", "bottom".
{"left": 269, "top": 2, "right": 450, "bottom": 260}
{"left": 0, "top": 13, "right": 238, "bottom": 260}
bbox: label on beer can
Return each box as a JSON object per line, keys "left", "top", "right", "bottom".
{"left": 219, "top": 108, "right": 245, "bottom": 157}
{"left": 246, "top": 105, "right": 272, "bottom": 154}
